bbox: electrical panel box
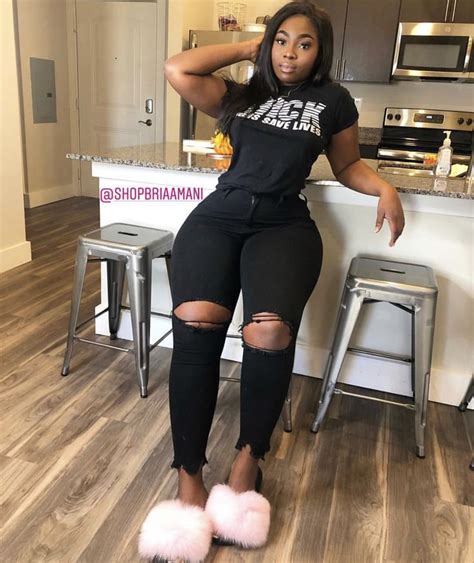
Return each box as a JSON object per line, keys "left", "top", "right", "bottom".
{"left": 30, "top": 57, "right": 57, "bottom": 124}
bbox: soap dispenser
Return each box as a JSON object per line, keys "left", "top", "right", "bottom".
{"left": 435, "top": 130, "right": 453, "bottom": 177}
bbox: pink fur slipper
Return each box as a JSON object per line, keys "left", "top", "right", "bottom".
{"left": 138, "top": 499, "right": 213, "bottom": 562}
{"left": 205, "top": 484, "right": 271, "bottom": 549}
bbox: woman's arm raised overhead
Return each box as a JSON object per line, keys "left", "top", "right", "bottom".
{"left": 164, "top": 36, "right": 263, "bottom": 118}
{"left": 326, "top": 123, "right": 405, "bottom": 247}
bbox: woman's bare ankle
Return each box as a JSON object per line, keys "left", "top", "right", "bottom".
{"left": 177, "top": 467, "right": 208, "bottom": 509}
{"left": 228, "top": 446, "right": 260, "bottom": 493}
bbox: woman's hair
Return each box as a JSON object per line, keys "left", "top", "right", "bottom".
{"left": 217, "top": 1, "right": 333, "bottom": 134}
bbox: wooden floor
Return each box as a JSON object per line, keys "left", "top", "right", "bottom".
{"left": 0, "top": 197, "right": 472, "bottom": 563}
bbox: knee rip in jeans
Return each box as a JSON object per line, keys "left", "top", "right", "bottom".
{"left": 239, "top": 312, "right": 294, "bottom": 355}
{"left": 173, "top": 300, "right": 232, "bottom": 332}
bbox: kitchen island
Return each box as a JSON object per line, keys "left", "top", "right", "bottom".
{"left": 68, "top": 142, "right": 473, "bottom": 408}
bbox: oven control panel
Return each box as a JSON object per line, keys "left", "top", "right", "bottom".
{"left": 384, "top": 108, "right": 474, "bottom": 131}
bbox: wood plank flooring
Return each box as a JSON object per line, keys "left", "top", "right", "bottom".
{"left": 0, "top": 197, "right": 472, "bottom": 562}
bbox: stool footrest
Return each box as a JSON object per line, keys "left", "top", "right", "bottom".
{"left": 75, "top": 307, "right": 110, "bottom": 332}
{"left": 74, "top": 336, "right": 133, "bottom": 354}
{"left": 347, "top": 346, "right": 413, "bottom": 364}
{"left": 149, "top": 328, "right": 173, "bottom": 351}
{"left": 333, "top": 388, "right": 415, "bottom": 410}
{"left": 120, "top": 304, "right": 172, "bottom": 320}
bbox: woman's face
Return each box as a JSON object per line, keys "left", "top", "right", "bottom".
{"left": 271, "top": 15, "right": 319, "bottom": 86}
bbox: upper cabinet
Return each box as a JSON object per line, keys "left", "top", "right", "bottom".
{"left": 317, "top": 0, "right": 401, "bottom": 83}
{"left": 399, "top": 0, "right": 473, "bottom": 23}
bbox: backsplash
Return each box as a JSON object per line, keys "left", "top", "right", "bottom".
{"left": 346, "top": 81, "right": 474, "bottom": 128}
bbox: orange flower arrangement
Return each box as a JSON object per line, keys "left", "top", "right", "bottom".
{"left": 211, "top": 131, "right": 233, "bottom": 155}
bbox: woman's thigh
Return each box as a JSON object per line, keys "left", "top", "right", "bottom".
{"left": 171, "top": 214, "right": 242, "bottom": 313}
{"left": 240, "top": 222, "right": 323, "bottom": 333}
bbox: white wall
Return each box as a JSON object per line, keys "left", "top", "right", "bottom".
{"left": 0, "top": 0, "right": 31, "bottom": 273}
{"left": 15, "top": 0, "right": 76, "bottom": 208}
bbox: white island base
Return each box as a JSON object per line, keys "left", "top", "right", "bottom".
{"left": 93, "top": 160, "right": 473, "bottom": 409}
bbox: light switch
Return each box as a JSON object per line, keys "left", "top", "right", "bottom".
{"left": 30, "top": 57, "right": 57, "bottom": 124}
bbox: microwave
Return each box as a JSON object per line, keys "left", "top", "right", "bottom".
{"left": 392, "top": 22, "right": 473, "bottom": 82}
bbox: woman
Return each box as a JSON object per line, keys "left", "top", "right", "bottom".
{"left": 139, "top": 2, "right": 405, "bottom": 561}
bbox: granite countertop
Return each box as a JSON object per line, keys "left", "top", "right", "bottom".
{"left": 307, "top": 157, "right": 471, "bottom": 199}
{"left": 67, "top": 139, "right": 472, "bottom": 200}
{"left": 358, "top": 127, "right": 381, "bottom": 146}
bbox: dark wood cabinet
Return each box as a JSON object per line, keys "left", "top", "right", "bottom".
{"left": 399, "top": 0, "right": 473, "bottom": 23}
{"left": 342, "top": 0, "right": 401, "bottom": 82}
{"left": 314, "top": 0, "right": 348, "bottom": 81}
{"left": 452, "top": 0, "right": 474, "bottom": 23}
{"left": 316, "top": 0, "right": 401, "bottom": 83}
{"left": 399, "top": 0, "right": 450, "bottom": 22}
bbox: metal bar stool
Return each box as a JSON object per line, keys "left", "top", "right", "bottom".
{"left": 311, "top": 256, "right": 438, "bottom": 458}
{"left": 61, "top": 221, "right": 293, "bottom": 429}
{"left": 61, "top": 223, "right": 174, "bottom": 398}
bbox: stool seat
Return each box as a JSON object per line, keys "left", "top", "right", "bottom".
{"left": 348, "top": 257, "right": 438, "bottom": 298}
{"left": 61, "top": 222, "right": 173, "bottom": 398}
{"left": 80, "top": 223, "right": 174, "bottom": 258}
{"left": 311, "top": 256, "right": 438, "bottom": 458}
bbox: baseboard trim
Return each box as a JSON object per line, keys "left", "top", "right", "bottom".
{"left": 0, "top": 240, "right": 31, "bottom": 273}
{"left": 24, "top": 183, "right": 77, "bottom": 208}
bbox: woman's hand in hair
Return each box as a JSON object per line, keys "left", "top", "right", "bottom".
{"left": 248, "top": 34, "right": 265, "bottom": 63}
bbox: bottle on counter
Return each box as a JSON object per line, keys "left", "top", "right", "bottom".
{"left": 435, "top": 130, "right": 453, "bottom": 177}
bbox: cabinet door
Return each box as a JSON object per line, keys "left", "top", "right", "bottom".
{"left": 452, "top": 0, "right": 474, "bottom": 23}
{"left": 311, "top": 0, "right": 348, "bottom": 79}
{"left": 341, "top": 0, "right": 401, "bottom": 82}
{"left": 399, "top": 0, "right": 451, "bottom": 22}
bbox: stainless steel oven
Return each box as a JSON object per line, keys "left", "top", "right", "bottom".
{"left": 377, "top": 108, "right": 473, "bottom": 177}
{"left": 392, "top": 22, "right": 473, "bottom": 81}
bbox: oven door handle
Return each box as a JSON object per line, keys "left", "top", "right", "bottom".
{"left": 377, "top": 148, "right": 432, "bottom": 161}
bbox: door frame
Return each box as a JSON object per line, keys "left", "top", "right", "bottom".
{"left": 67, "top": 0, "right": 168, "bottom": 197}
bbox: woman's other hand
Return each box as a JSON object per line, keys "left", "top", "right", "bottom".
{"left": 327, "top": 123, "right": 405, "bottom": 247}
{"left": 375, "top": 187, "right": 405, "bottom": 247}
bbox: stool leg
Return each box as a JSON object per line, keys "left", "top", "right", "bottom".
{"left": 282, "top": 378, "right": 292, "bottom": 432}
{"left": 458, "top": 376, "right": 474, "bottom": 412}
{"left": 126, "top": 251, "right": 152, "bottom": 398}
{"left": 413, "top": 296, "right": 437, "bottom": 459}
{"left": 107, "top": 259, "right": 126, "bottom": 340}
{"left": 61, "top": 242, "right": 88, "bottom": 376}
{"left": 164, "top": 251, "right": 172, "bottom": 286}
{"left": 410, "top": 307, "right": 416, "bottom": 396}
{"left": 311, "top": 287, "right": 364, "bottom": 433}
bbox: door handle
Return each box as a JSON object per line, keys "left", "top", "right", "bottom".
{"left": 341, "top": 59, "right": 346, "bottom": 80}
{"left": 335, "top": 58, "right": 340, "bottom": 80}
{"left": 450, "top": 0, "right": 457, "bottom": 22}
{"left": 444, "top": 0, "right": 450, "bottom": 21}
{"left": 138, "top": 119, "right": 152, "bottom": 126}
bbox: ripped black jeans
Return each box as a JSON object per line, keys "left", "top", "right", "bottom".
{"left": 169, "top": 188, "right": 323, "bottom": 474}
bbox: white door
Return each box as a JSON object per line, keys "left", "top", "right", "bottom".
{"left": 76, "top": 0, "right": 166, "bottom": 197}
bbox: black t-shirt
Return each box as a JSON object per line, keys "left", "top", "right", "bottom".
{"left": 216, "top": 80, "right": 358, "bottom": 197}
